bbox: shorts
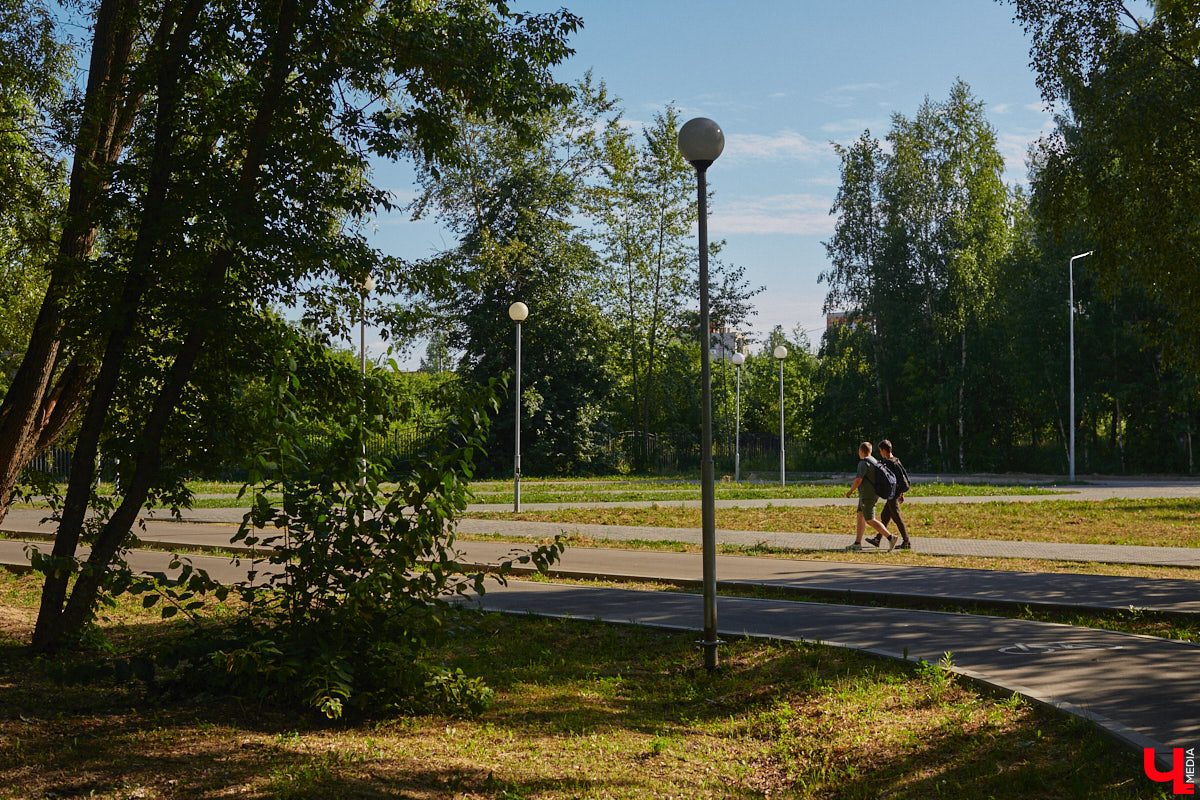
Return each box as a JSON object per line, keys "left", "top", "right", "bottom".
{"left": 858, "top": 497, "right": 877, "bottom": 520}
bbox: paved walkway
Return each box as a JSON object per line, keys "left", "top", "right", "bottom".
{"left": 455, "top": 517, "right": 1200, "bottom": 567}
{"left": 8, "top": 502, "right": 1200, "bottom": 568}
{"left": 453, "top": 540, "right": 1200, "bottom": 616}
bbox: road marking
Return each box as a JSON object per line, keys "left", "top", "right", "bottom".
{"left": 999, "top": 641, "right": 1125, "bottom": 655}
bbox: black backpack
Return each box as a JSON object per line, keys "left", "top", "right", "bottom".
{"left": 869, "top": 460, "right": 898, "bottom": 499}
{"left": 883, "top": 456, "right": 911, "bottom": 495}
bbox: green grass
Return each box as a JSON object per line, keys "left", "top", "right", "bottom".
{"left": 14, "top": 478, "right": 1065, "bottom": 511}
{"left": 465, "top": 481, "right": 1063, "bottom": 505}
{"left": 0, "top": 571, "right": 1170, "bottom": 799}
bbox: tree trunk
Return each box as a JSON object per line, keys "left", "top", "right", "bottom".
{"left": 1115, "top": 397, "right": 1126, "bottom": 473}
{"left": 0, "top": 0, "right": 143, "bottom": 524}
{"left": 958, "top": 330, "right": 966, "bottom": 470}
{"left": 33, "top": 0, "right": 298, "bottom": 652}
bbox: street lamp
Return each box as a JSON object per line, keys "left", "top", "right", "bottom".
{"left": 358, "top": 275, "right": 375, "bottom": 486}
{"left": 509, "top": 301, "right": 529, "bottom": 512}
{"left": 774, "top": 345, "right": 788, "bottom": 487}
{"left": 1068, "top": 251, "right": 1092, "bottom": 483}
{"left": 358, "top": 274, "right": 375, "bottom": 379}
{"left": 678, "top": 116, "right": 724, "bottom": 671}
{"left": 732, "top": 352, "right": 745, "bottom": 483}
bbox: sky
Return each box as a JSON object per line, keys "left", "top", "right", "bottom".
{"left": 367, "top": 0, "right": 1055, "bottom": 367}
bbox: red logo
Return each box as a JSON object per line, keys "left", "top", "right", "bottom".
{"left": 1145, "top": 748, "right": 1196, "bottom": 795}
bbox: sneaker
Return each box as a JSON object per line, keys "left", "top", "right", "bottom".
{"left": 865, "top": 534, "right": 882, "bottom": 548}
{"left": 844, "top": 542, "right": 863, "bottom": 551}
{"left": 895, "top": 540, "right": 911, "bottom": 550}
{"left": 887, "top": 534, "right": 898, "bottom": 551}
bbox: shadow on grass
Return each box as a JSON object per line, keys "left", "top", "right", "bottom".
{"left": 0, "top": 609, "right": 1175, "bottom": 799}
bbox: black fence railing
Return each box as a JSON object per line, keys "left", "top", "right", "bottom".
{"left": 605, "top": 430, "right": 827, "bottom": 475}
{"left": 16, "top": 426, "right": 436, "bottom": 485}
{"left": 23, "top": 447, "right": 74, "bottom": 481}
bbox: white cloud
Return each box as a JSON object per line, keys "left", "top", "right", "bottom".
{"left": 995, "top": 118, "right": 1056, "bottom": 183}
{"left": 821, "top": 117, "right": 885, "bottom": 135}
{"left": 817, "top": 82, "right": 891, "bottom": 109}
{"left": 723, "top": 130, "right": 828, "bottom": 161}
{"left": 711, "top": 193, "right": 834, "bottom": 236}
{"left": 991, "top": 103, "right": 1011, "bottom": 115}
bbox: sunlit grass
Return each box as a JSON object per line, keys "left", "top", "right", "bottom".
{"left": 468, "top": 497, "right": 1200, "bottom": 548}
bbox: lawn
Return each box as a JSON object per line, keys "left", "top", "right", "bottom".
{"left": 464, "top": 481, "right": 1061, "bottom": 505}
{"left": 14, "top": 478, "right": 1064, "bottom": 511}
{"left": 467, "top": 497, "right": 1200, "bottom": 548}
{"left": 0, "top": 571, "right": 1168, "bottom": 799}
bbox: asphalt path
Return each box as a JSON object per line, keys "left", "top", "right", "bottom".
{"left": 5, "top": 508, "right": 1200, "bottom": 613}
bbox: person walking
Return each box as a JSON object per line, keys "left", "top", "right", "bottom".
{"left": 843, "top": 441, "right": 896, "bottom": 551}
{"left": 868, "top": 439, "right": 912, "bottom": 550}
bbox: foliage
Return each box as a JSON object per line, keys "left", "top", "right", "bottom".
{"left": 409, "top": 78, "right": 620, "bottom": 476}
{"left": 0, "top": 0, "right": 70, "bottom": 393}
{"left": 123, "top": 365, "right": 564, "bottom": 719}
{"left": 592, "top": 107, "right": 697, "bottom": 465}
{"left": 1008, "top": 0, "right": 1200, "bottom": 367}
{"left": 820, "top": 81, "right": 1010, "bottom": 470}
{"left": 14, "top": 0, "right": 583, "bottom": 652}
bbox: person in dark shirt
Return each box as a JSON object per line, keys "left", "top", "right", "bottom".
{"left": 868, "top": 439, "right": 911, "bottom": 550}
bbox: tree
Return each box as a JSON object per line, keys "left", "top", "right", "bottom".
{"left": 0, "top": 1, "right": 70, "bottom": 394}
{"left": 738, "top": 327, "right": 817, "bottom": 465}
{"left": 881, "top": 81, "right": 1009, "bottom": 469}
{"left": 811, "top": 322, "right": 877, "bottom": 457}
{"left": 821, "top": 81, "right": 1009, "bottom": 469}
{"left": 408, "top": 78, "right": 618, "bottom": 475}
{"left": 418, "top": 330, "right": 453, "bottom": 374}
{"left": 592, "top": 107, "right": 697, "bottom": 465}
{"left": 821, "top": 131, "right": 888, "bottom": 414}
{"left": 1007, "top": 0, "right": 1200, "bottom": 364}
{"left": 18, "top": 0, "right": 581, "bottom": 652}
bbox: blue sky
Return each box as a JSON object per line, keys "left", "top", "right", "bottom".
{"left": 368, "top": 0, "right": 1054, "bottom": 366}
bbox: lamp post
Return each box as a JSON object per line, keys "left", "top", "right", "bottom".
{"left": 359, "top": 275, "right": 375, "bottom": 379}
{"left": 358, "top": 275, "right": 375, "bottom": 486}
{"left": 774, "top": 345, "right": 788, "bottom": 486}
{"left": 678, "top": 116, "right": 724, "bottom": 671}
{"left": 732, "top": 351, "right": 745, "bottom": 483}
{"left": 509, "top": 301, "right": 529, "bottom": 511}
{"left": 1068, "top": 251, "right": 1092, "bottom": 483}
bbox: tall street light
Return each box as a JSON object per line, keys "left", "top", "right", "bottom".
{"left": 678, "top": 116, "right": 723, "bottom": 671}
{"left": 774, "top": 345, "right": 788, "bottom": 486}
{"left": 358, "top": 275, "right": 375, "bottom": 486}
{"left": 509, "top": 301, "right": 529, "bottom": 512}
{"left": 359, "top": 275, "right": 375, "bottom": 379}
{"left": 1068, "top": 251, "right": 1092, "bottom": 483}
{"left": 732, "top": 351, "right": 745, "bottom": 483}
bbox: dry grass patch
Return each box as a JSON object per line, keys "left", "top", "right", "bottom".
{"left": 459, "top": 530, "right": 1200, "bottom": 582}
{"left": 469, "top": 497, "right": 1200, "bottom": 548}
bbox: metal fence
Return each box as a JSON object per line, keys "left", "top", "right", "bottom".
{"left": 16, "top": 425, "right": 434, "bottom": 485}
{"left": 23, "top": 447, "right": 74, "bottom": 480}
{"left": 605, "top": 430, "right": 821, "bottom": 474}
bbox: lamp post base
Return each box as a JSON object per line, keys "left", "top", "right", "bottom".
{"left": 696, "top": 638, "right": 726, "bottom": 671}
